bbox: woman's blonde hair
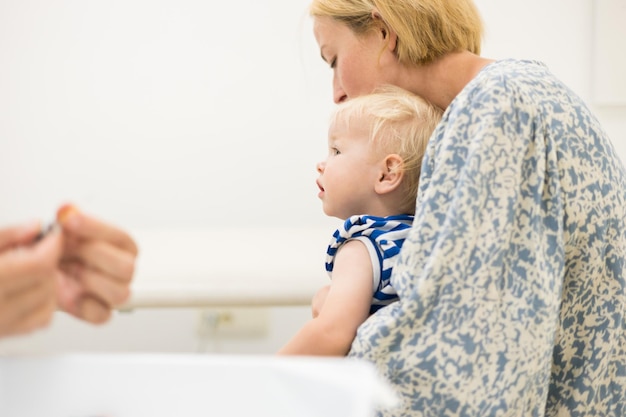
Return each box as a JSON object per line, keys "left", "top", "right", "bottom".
{"left": 310, "top": 0, "right": 483, "bottom": 65}
{"left": 332, "top": 85, "right": 442, "bottom": 213}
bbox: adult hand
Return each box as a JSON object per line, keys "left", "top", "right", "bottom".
{"left": 0, "top": 221, "right": 63, "bottom": 338}
{"left": 55, "top": 205, "right": 138, "bottom": 324}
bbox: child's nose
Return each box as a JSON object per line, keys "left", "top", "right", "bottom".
{"left": 316, "top": 161, "right": 325, "bottom": 173}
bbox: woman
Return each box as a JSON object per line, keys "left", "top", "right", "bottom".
{"left": 309, "top": 0, "right": 626, "bottom": 415}
{"left": 0, "top": 204, "right": 137, "bottom": 338}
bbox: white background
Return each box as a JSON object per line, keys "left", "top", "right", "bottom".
{"left": 0, "top": 0, "right": 335, "bottom": 231}
{"left": 2, "top": 0, "right": 624, "bottom": 231}
{"left": 0, "top": 0, "right": 625, "bottom": 354}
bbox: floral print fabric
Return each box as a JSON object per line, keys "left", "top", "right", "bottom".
{"left": 349, "top": 60, "right": 626, "bottom": 417}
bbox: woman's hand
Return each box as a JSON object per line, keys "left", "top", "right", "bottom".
{"left": 55, "top": 205, "right": 138, "bottom": 324}
{"left": 0, "top": 222, "right": 63, "bottom": 338}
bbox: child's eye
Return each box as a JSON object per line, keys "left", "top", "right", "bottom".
{"left": 331, "top": 147, "right": 340, "bottom": 155}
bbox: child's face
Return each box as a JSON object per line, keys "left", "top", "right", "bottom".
{"left": 316, "top": 117, "right": 382, "bottom": 219}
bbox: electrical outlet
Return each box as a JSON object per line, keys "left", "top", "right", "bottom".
{"left": 196, "top": 307, "right": 270, "bottom": 339}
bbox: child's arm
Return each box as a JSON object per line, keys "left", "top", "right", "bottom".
{"left": 277, "top": 239, "right": 373, "bottom": 356}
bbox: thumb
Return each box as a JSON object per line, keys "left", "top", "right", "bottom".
{"left": 0, "top": 221, "right": 42, "bottom": 252}
{"left": 31, "top": 225, "right": 64, "bottom": 266}
{"left": 0, "top": 226, "right": 63, "bottom": 279}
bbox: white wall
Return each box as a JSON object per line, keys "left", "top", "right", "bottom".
{"left": 0, "top": 0, "right": 336, "bottom": 231}
{"left": 1, "top": 0, "right": 625, "bottom": 355}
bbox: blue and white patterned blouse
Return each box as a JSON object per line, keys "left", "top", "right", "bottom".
{"left": 348, "top": 60, "right": 626, "bottom": 416}
{"left": 325, "top": 214, "right": 414, "bottom": 314}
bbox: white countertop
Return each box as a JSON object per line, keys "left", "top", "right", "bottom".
{"left": 120, "top": 227, "right": 332, "bottom": 309}
{"left": 0, "top": 353, "right": 398, "bottom": 417}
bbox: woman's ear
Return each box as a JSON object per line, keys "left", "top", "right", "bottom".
{"left": 375, "top": 154, "right": 404, "bottom": 195}
{"left": 371, "top": 9, "right": 397, "bottom": 53}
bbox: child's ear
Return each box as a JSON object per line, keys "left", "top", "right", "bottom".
{"left": 375, "top": 154, "right": 404, "bottom": 195}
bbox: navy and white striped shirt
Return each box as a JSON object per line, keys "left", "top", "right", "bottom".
{"left": 325, "top": 214, "right": 414, "bottom": 314}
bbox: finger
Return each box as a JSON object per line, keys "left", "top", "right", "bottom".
{"left": 0, "top": 221, "right": 42, "bottom": 251}
{"left": 57, "top": 205, "right": 139, "bottom": 255}
{"left": 0, "top": 271, "right": 42, "bottom": 300}
{"left": 63, "top": 239, "right": 135, "bottom": 283}
{"left": 77, "top": 296, "right": 112, "bottom": 324}
{"left": 0, "top": 230, "right": 63, "bottom": 294}
{"left": 55, "top": 267, "right": 83, "bottom": 313}
{"left": 10, "top": 286, "right": 57, "bottom": 336}
{"left": 60, "top": 261, "right": 131, "bottom": 307}
{"left": 58, "top": 290, "right": 112, "bottom": 325}
{"left": 0, "top": 276, "right": 56, "bottom": 338}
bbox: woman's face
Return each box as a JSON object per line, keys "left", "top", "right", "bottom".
{"left": 313, "top": 16, "right": 398, "bottom": 104}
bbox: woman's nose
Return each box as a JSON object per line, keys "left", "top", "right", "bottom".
{"left": 334, "top": 92, "right": 348, "bottom": 104}
{"left": 333, "top": 75, "right": 347, "bottom": 104}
